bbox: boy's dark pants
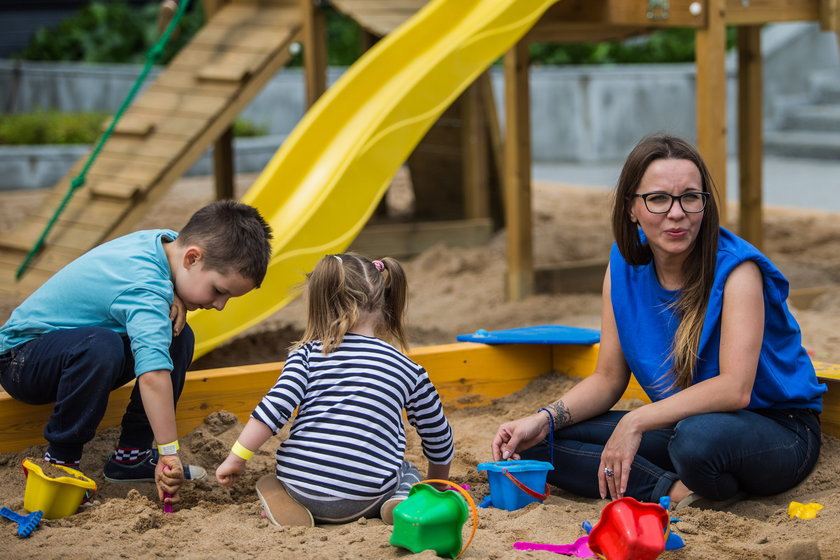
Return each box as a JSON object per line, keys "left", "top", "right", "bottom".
{"left": 0, "top": 326, "right": 194, "bottom": 463}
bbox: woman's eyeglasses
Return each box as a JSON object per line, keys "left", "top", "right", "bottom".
{"left": 634, "top": 191, "right": 710, "bottom": 214}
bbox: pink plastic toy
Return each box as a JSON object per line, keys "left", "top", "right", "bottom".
{"left": 163, "top": 465, "right": 173, "bottom": 514}
{"left": 514, "top": 536, "right": 595, "bottom": 558}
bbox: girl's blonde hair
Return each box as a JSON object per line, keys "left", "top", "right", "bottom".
{"left": 293, "top": 253, "right": 409, "bottom": 354}
{"left": 611, "top": 134, "right": 721, "bottom": 391}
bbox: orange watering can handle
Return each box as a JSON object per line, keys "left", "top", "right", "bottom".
{"left": 418, "top": 479, "right": 478, "bottom": 560}
{"left": 501, "top": 469, "right": 550, "bottom": 501}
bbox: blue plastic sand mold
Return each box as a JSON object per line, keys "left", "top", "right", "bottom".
{"left": 0, "top": 506, "right": 43, "bottom": 538}
{"left": 457, "top": 325, "right": 601, "bottom": 345}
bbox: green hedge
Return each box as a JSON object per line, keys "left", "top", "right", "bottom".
{"left": 0, "top": 111, "right": 267, "bottom": 145}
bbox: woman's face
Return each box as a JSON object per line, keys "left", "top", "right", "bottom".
{"left": 629, "top": 158, "right": 706, "bottom": 263}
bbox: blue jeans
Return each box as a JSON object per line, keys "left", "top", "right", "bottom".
{"left": 520, "top": 408, "right": 821, "bottom": 503}
{"left": 0, "top": 326, "right": 194, "bottom": 462}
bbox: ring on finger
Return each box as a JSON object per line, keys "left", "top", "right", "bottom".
{"left": 604, "top": 467, "right": 614, "bottom": 478}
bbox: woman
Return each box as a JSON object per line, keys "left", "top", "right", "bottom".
{"left": 491, "top": 134, "right": 825, "bottom": 507}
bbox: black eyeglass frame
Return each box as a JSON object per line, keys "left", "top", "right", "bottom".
{"left": 633, "top": 191, "right": 711, "bottom": 214}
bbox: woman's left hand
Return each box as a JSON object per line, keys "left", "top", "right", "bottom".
{"left": 599, "top": 415, "right": 643, "bottom": 500}
{"left": 170, "top": 294, "right": 187, "bottom": 336}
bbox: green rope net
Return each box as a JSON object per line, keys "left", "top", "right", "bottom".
{"left": 16, "top": 0, "right": 193, "bottom": 280}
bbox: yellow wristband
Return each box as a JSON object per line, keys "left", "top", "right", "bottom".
{"left": 157, "top": 439, "right": 180, "bottom": 456}
{"left": 231, "top": 440, "right": 254, "bottom": 461}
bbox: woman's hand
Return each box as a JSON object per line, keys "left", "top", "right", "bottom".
{"left": 598, "top": 413, "right": 643, "bottom": 500}
{"left": 215, "top": 454, "right": 247, "bottom": 487}
{"left": 170, "top": 294, "right": 187, "bottom": 336}
{"left": 491, "top": 412, "right": 551, "bottom": 461}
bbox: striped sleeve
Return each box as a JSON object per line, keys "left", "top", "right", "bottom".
{"left": 252, "top": 345, "right": 310, "bottom": 434}
{"left": 405, "top": 368, "right": 455, "bottom": 465}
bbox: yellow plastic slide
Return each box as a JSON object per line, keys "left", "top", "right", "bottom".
{"left": 188, "top": 0, "right": 562, "bottom": 358}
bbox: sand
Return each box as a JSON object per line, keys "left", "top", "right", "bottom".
{"left": 1, "top": 173, "right": 839, "bottom": 559}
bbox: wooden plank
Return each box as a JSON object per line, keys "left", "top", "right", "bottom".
{"left": 99, "top": 136, "right": 191, "bottom": 160}
{"left": 737, "top": 26, "right": 764, "bottom": 249}
{"left": 28, "top": 196, "right": 132, "bottom": 229}
{"left": 303, "top": 0, "right": 328, "bottom": 106}
{"left": 536, "top": 0, "right": 705, "bottom": 28}
{"left": 535, "top": 258, "right": 608, "bottom": 294}
{"left": 528, "top": 24, "right": 644, "bottom": 43}
{"left": 820, "top": 0, "right": 840, "bottom": 30}
{"left": 155, "top": 69, "right": 243, "bottom": 94}
{"left": 108, "top": 110, "right": 209, "bottom": 140}
{"left": 197, "top": 63, "right": 251, "bottom": 83}
{"left": 727, "top": 0, "right": 820, "bottom": 24}
{"left": 349, "top": 218, "right": 493, "bottom": 258}
{"left": 167, "top": 47, "right": 267, "bottom": 72}
{"left": 695, "top": 0, "right": 729, "bottom": 226}
{"left": 190, "top": 24, "right": 296, "bottom": 53}
{"left": 131, "top": 90, "right": 230, "bottom": 118}
{"left": 503, "top": 40, "right": 534, "bottom": 301}
{"left": 105, "top": 113, "right": 155, "bottom": 137}
{"left": 213, "top": 127, "right": 236, "bottom": 200}
{"left": 201, "top": 4, "right": 298, "bottom": 27}
{"left": 462, "top": 81, "right": 490, "bottom": 220}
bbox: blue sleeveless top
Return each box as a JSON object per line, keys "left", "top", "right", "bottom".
{"left": 610, "top": 227, "right": 825, "bottom": 411}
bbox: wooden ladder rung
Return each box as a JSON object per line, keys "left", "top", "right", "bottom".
{"left": 198, "top": 63, "right": 252, "bottom": 83}
{"left": 104, "top": 114, "right": 157, "bottom": 137}
{"left": 89, "top": 182, "right": 143, "bottom": 200}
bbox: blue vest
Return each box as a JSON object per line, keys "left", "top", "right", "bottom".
{"left": 610, "top": 227, "right": 825, "bottom": 411}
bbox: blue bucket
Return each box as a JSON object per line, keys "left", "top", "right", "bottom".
{"left": 477, "top": 460, "right": 554, "bottom": 511}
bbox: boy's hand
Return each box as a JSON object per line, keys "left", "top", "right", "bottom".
{"left": 215, "top": 454, "right": 248, "bottom": 487}
{"left": 170, "top": 294, "right": 187, "bottom": 336}
{"left": 156, "top": 454, "right": 185, "bottom": 503}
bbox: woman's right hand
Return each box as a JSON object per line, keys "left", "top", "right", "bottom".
{"left": 491, "top": 412, "right": 550, "bottom": 461}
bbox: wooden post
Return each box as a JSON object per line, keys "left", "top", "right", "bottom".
{"left": 462, "top": 81, "right": 490, "bottom": 219}
{"left": 737, "top": 26, "right": 763, "bottom": 249}
{"left": 213, "top": 126, "right": 235, "bottom": 200}
{"left": 503, "top": 40, "right": 533, "bottom": 301}
{"left": 303, "top": 0, "right": 328, "bottom": 107}
{"left": 695, "top": 0, "right": 729, "bottom": 226}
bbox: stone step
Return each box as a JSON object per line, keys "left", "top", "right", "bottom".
{"left": 810, "top": 74, "right": 840, "bottom": 104}
{"left": 785, "top": 104, "right": 840, "bottom": 131}
{"left": 764, "top": 130, "right": 840, "bottom": 159}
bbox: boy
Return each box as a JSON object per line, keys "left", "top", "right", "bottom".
{"left": 0, "top": 200, "right": 272, "bottom": 505}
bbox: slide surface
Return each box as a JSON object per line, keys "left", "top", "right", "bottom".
{"left": 189, "top": 0, "right": 563, "bottom": 358}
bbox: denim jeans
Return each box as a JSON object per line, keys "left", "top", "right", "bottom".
{"left": 520, "top": 408, "right": 821, "bottom": 503}
{"left": 285, "top": 461, "right": 421, "bottom": 524}
{"left": 0, "top": 326, "right": 194, "bottom": 462}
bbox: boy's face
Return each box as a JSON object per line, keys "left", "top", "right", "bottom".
{"left": 174, "top": 248, "right": 255, "bottom": 311}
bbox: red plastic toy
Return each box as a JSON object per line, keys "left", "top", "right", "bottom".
{"left": 588, "top": 497, "right": 669, "bottom": 560}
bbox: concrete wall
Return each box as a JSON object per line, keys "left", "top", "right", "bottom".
{"left": 1, "top": 22, "right": 837, "bottom": 189}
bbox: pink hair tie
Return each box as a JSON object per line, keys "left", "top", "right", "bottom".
{"left": 372, "top": 260, "right": 385, "bottom": 272}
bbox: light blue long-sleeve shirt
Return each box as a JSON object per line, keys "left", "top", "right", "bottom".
{"left": 0, "top": 229, "right": 179, "bottom": 376}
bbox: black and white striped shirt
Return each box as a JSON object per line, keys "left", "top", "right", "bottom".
{"left": 252, "top": 334, "right": 454, "bottom": 500}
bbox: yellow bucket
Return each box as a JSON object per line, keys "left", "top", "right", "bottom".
{"left": 22, "top": 459, "right": 97, "bottom": 519}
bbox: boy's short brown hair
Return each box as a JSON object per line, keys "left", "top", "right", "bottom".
{"left": 177, "top": 200, "right": 273, "bottom": 287}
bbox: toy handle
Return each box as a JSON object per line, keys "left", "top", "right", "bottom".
{"left": 501, "top": 468, "right": 550, "bottom": 500}
{"left": 163, "top": 465, "right": 173, "bottom": 514}
{"left": 418, "top": 479, "right": 478, "bottom": 560}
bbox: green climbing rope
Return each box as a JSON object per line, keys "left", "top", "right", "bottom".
{"left": 16, "top": 0, "right": 193, "bottom": 280}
